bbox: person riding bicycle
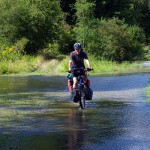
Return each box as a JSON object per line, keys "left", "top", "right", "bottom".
{"left": 69, "top": 42, "right": 91, "bottom": 91}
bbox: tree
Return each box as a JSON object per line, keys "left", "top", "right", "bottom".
{"left": 0, "top": 0, "right": 64, "bottom": 54}
{"left": 74, "top": 0, "right": 95, "bottom": 48}
{"left": 74, "top": 0, "right": 146, "bottom": 61}
{"left": 141, "top": 0, "right": 150, "bottom": 43}
{"left": 60, "top": 0, "right": 76, "bottom": 25}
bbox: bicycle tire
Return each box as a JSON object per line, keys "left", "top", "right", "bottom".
{"left": 79, "top": 95, "right": 86, "bottom": 109}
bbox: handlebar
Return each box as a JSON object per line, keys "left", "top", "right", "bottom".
{"left": 67, "top": 68, "right": 93, "bottom": 79}
{"left": 68, "top": 68, "right": 93, "bottom": 73}
{"left": 85, "top": 68, "right": 93, "bottom": 71}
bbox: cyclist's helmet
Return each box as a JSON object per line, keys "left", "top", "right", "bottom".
{"left": 73, "top": 43, "right": 81, "bottom": 50}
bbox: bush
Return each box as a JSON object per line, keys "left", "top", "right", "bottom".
{"left": 0, "top": 45, "right": 22, "bottom": 62}
{"left": 82, "top": 18, "right": 146, "bottom": 61}
{"left": 0, "top": 55, "right": 43, "bottom": 74}
{"left": 0, "top": 0, "right": 64, "bottom": 54}
{"left": 0, "top": 38, "right": 28, "bottom": 62}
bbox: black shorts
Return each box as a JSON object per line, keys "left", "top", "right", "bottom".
{"left": 72, "top": 68, "right": 85, "bottom": 77}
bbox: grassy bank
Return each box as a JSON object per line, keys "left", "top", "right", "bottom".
{"left": 0, "top": 54, "right": 143, "bottom": 75}
{"left": 57, "top": 55, "right": 143, "bottom": 75}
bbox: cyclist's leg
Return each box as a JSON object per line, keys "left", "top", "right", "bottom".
{"left": 84, "top": 73, "right": 90, "bottom": 88}
{"left": 83, "top": 73, "right": 88, "bottom": 84}
{"left": 72, "top": 76, "right": 79, "bottom": 103}
{"left": 73, "top": 77, "right": 78, "bottom": 89}
{"left": 68, "top": 79, "right": 73, "bottom": 92}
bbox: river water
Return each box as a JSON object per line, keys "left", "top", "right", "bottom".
{"left": 0, "top": 73, "right": 150, "bottom": 150}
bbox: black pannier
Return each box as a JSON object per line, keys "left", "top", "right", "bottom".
{"left": 84, "top": 86, "right": 93, "bottom": 100}
{"left": 70, "top": 90, "right": 81, "bottom": 103}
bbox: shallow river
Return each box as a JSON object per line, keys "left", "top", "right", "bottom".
{"left": 0, "top": 73, "right": 150, "bottom": 150}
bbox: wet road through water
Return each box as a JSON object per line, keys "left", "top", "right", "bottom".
{"left": 0, "top": 73, "right": 150, "bottom": 150}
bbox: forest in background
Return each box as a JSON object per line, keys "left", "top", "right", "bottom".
{"left": 0, "top": 0, "right": 149, "bottom": 63}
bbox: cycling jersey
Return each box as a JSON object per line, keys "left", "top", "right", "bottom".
{"left": 70, "top": 51, "right": 88, "bottom": 69}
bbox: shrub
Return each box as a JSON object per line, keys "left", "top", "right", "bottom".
{"left": 79, "top": 18, "right": 146, "bottom": 61}
{"left": 0, "top": 0, "right": 64, "bottom": 54}
{"left": 0, "top": 38, "right": 28, "bottom": 62}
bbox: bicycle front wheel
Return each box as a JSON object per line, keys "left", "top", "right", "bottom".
{"left": 79, "top": 96, "right": 86, "bottom": 109}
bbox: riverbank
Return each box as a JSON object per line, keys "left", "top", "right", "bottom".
{"left": 0, "top": 54, "right": 148, "bottom": 76}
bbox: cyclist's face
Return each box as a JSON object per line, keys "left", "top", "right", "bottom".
{"left": 75, "top": 49, "right": 81, "bottom": 55}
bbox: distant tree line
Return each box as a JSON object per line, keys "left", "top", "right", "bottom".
{"left": 0, "top": 0, "right": 149, "bottom": 61}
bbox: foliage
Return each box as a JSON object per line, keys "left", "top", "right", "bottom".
{"left": 141, "top": 0, "right": 150, "bottom": 43}
{"left": 39, "top": 23, "right": 75, "bottom": 57}
{"left": 0, "top": 55, "right": 42, "bottom": 74}
{"left": 58, "top": 25, "right": 76, "bottom": 54}
{"left": 146, "top": 85, "right": 150, "bottom": 98}
{"left": 74, "top": 0, "right": 146, "bottom": 61}
{"left": 0, "top": 0, "right": 149, "bottom": 65}
{"left": 94, "top": 18, "right": 145, "bottom": 61}
{"left": 74, "top": 0, "right": 95, "bottom": 48}
{"left": 0, "top": 0, "right": 64, "bottom": 54}
{"left": 0, "top": 38, "right": 29, "bottom": 62}
{"left": 63, "top": 0, "right": 150, "bottom": 45}
{"left": 56, "top": 54, "right": 142, "bottom": 74}
{"left": 60, "top": 0, "right": 76, "bottom": 25}
{"left": 89, "top": 0, "right": 150, "bottom": 34}
{"left": 0, "top": 45, "right": 21, "bottom": 62}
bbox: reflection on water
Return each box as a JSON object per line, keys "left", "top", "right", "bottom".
{"left": 1, "top": 74, "right": 150, "bottom": 150}
{"left": 1, "top": 101, "right": 150, "bottom": 150}
{"left": 0, "top": 75, "right": 67, "bottom": 93}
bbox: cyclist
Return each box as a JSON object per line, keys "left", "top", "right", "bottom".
{"left": 69, "top": 42, "right": 91, "bottom": 91}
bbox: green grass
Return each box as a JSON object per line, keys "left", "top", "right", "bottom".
{"left": 56, "top": 54, "right": 143, "bottom": 75}
{"left": 145, "top": 86, "right": 150, "bottom": 102}
{"left": 146, "top": 86, "right": 150, "bottom": 97}
{"left": 0, "top": 55, "right": 43, "bottom": 75}
{"left": 0, "top": 54, "right": 144, "bottom": 75}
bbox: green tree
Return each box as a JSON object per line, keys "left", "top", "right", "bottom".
{"left": 74, "top": 0, "right": 146, "bottom": 61}
{"left": 141, "top": 0, "right": 150, "bottom": 43}
{"left": 60, "top": 0, "right": 76, "bottom": 25}
{"left": 74, "top": 0, "right": 95, "bottom": 48}
{"left": 89, "top": 0, "right": 149, "bottom": 44}
{"left": 0, "top": 0, "right": 64, "bottom": 54}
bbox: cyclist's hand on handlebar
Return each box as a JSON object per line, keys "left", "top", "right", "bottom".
{"left": 87, "top": 68, "right": 93, "bottom": 71}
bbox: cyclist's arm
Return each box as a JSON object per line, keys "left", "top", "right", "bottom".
{"left": 69, "top": 60, "right": 72, "bottom": 70}
{"left": 85, "top": 59, "right": 91, "bottom": 69}
{"left": 69, "top": 53, "right": 73, "bottom": 70}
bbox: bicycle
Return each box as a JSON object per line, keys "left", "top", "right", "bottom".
{"left": 67, "top": 68, "right": 93, "bottom": 109}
